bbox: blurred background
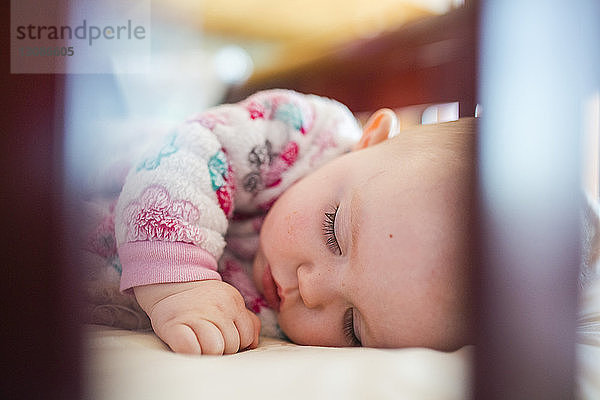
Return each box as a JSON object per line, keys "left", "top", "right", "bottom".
{"left": 83, "top": 0, "right": 465, "bottom": 119}
{"left": 66, "top": 0, "right": 471, "bottom": 196}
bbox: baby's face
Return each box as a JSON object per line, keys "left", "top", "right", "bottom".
{"left": 253, "top": 124, "right": 473, "bottom": 351}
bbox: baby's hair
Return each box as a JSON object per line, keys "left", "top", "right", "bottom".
{"left": 385, "top": 118, "right": 476, "bottom": 168}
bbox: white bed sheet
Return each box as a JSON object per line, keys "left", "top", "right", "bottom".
{"left": 84, "top": 325, "right": 472, "bottom": 400}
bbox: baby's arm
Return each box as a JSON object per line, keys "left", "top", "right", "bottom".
{"left": 114, "top": 107, "right": 250, "bottom": 354}
{"left": 134, "top": 281, "right": 260, "bottom": 355}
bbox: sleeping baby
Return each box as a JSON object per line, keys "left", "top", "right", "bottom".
{"left": 86, "top": 89, "right": 475, "bottom": 354}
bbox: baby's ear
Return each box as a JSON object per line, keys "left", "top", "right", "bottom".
{"left": 354, "top": 109, "right": 398, "bottom": 150}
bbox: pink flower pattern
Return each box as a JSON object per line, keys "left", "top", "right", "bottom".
{"left": 242, "top": 91, "right": 315, "bottom": 135}
{"left": 188, "top": 112, "right": 227, "bottom": 131}
{"left": 244, "top": 100, "right": 268, "bottom": 120}
{"left": 124, "top": 185, "right": 204, "bottom": 244}
{"left": 264, "top": 141, "right": 299, "bottom": 188}
{"left": 216, "top": 160, "right": 235, "bottom": 218}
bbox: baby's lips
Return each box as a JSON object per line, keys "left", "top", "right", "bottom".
{"left": 262, "top": 264, "right": 281, "bottom": 312}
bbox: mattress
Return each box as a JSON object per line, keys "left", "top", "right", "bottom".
{"left": 84, "top": 325, "right": 472, "bottom": 400}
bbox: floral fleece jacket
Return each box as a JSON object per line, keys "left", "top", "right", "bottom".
{"left": 84, "top": 90, "right": 361, "bottom": 337}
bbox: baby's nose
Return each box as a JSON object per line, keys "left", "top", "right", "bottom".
{"left": 297, "top": 263, "right": 337, "bottom": 309}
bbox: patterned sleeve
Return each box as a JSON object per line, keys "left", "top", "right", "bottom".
{"left": 115, "top": 89, "right": 361, "bottom": 292}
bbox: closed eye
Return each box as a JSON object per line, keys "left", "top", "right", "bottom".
{"left": 343, "top": 307, "right": 361, "bottom": 346}
{"left": 322, "top": 204, "right": 342, "bottom": 255}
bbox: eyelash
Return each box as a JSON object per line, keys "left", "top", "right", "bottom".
{"left": 322, "top": 205, "right": 342, "bottom": 255}
{"left": 343, "top": 308, "right": 361, "bottom": 347}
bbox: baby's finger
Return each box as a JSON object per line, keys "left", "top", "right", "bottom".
{"left": 187, "top": 319, "right": 226, "bottom": 355}
{"left": 249, "top": 311, "right": 261, "bottom": 349}
{"left": 159, "top": 323, "right": 201, "bottom": 355}
{"left": 235, "top": 310, "right": 260, "bottom": 350}
{"left": 218, "top": 319, "right": 241, "bottom": 355}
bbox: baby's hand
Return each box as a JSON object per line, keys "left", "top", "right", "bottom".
{"left": 133, "top": 280, "right": 260, "bottom": 355}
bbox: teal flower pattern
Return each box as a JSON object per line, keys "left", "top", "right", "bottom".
{"left": 208, "top": 150, "right": 228, "bottom": 191}
{"left": 137, "top": 133, "right": 179, "bottom": 172}
{"left": 274, "top": 103, "right": 303, "bottom": 132}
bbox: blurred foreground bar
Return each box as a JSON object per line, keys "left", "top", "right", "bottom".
{"left": 476, "top": 1, "right": 599, "bottom": 399}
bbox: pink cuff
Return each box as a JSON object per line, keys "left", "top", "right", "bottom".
{"left": 118, "top": 241, "right": 221, "bottom": 292}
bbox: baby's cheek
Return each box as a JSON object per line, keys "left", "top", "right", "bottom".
{"left": 276, "top": 310, "right": 301, "bottom": 343}
{"left": 272, "top": 193, "right": 313, "bottom": 244}
{"left": 277, "top": 308, "right": 322, "bottom": 346}
{"left": 283, "top": 210, "right": 307, "bottom": 238}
